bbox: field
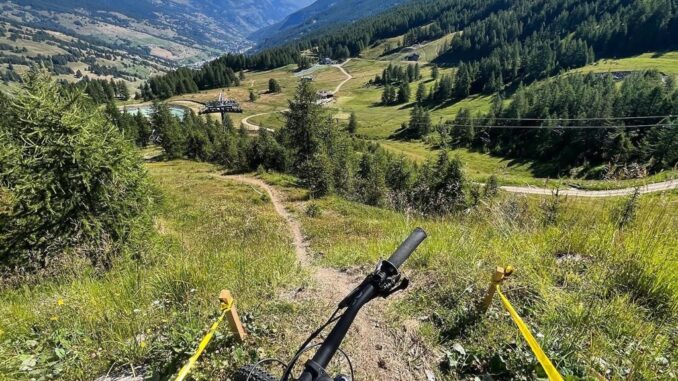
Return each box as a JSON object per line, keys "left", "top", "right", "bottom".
{"left": 1, "top": 154, "right": 676, "bottom": 379}
{"left": 150, "top": 50, "right": 678, "bottom": 190}
{"left": 572, "top": 51, "right": 678, "bottom": 76}
{"left": 0, "top": 161, "right": 306, "bottom": 380}
{"left": 267, "top": 171, "right": 678, "bottom": 380}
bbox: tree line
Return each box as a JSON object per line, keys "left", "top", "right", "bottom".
{"left": 122, "top": 81, "right": 496, "bottom": 215}
{"left": 435, "top": 72, "right": 678, "bottom": 176}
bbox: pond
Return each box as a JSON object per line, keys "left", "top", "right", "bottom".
{"left": 121, "top": 105, "right": 187, "bottom": 119}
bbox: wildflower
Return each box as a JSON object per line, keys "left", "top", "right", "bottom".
{"left": 57, "top": 299, "right": 64, "bottom": 306}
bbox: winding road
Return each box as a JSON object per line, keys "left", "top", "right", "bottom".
{"left": 241, "top": 59, "right": 353, "bottom": 131}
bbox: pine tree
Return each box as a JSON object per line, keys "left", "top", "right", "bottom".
{"left": 347, "top": 112, "right": 358, "bottom": 135}
{"left": 268, "top": 78, "right": 282, "bottom": 93}
{"left": 416, "top": 82, "right": 427, "bottom": 104}
{"left": 397, "top": 83, "right": 411, "bottom": 103}
{"left": 431, "top": 65, "right": 439, "bottom": 80}
{"left": 280, "top": 80, "right": 327, "bottom": 170}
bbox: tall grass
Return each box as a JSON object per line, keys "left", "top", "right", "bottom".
{"left": 0, "top": 161, "right": 305, "bottom": 380}
{"left": 284, "top": 178, "right": 677, "bottom": 379}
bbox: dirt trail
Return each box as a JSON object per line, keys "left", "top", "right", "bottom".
{"left": 242, "top": 60, "right": 353, "bottom": 131}
{"left": 331, "top": 59, "right": 353, "bottom": 95}
{"left": 501, "top": 179, "right": 678, "bottom": 197}
{"left": 241, "top": 111, "right": 285, "bottom": 133}
{"left": 224, "top": 174, "right": 435, "bottom": 380}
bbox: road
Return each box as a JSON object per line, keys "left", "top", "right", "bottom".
{"left": 331, "top": 58, "right": 352, "bottom": 94}
{"left": 500, "top": 179, "right": 678, "bottom": 197}
{"left": 241, "top": 59, "right": 353, "bottom": 131}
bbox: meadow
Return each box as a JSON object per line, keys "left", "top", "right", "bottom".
{"left": 0, "top": 161, "right": 306, "bottom": 380}
{"left": 266, "top": 171, "right": 678, "bottom": 380}
{"left": 1, "top": 157, "right": 675, "bottom": 380}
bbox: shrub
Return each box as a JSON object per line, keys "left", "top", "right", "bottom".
{"left": 305, "top": 203, "right": 322, "bottom": 218}
{"left": 0, "top": 71, "right": 151, "bottom": 271}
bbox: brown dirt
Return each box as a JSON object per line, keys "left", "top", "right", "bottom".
{"left": 223, "top": 174, "right": 438, "bottom": 380}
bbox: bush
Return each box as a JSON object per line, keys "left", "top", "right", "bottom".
{"left": 0, "top": 71, "right": 151, "bottom": 271}
{"left": 305, "top": 203, "right": 323, "bottom": 218}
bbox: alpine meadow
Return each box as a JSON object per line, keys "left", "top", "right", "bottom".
{"left": 0, "top": 0, "right": 676, "bottom": 381}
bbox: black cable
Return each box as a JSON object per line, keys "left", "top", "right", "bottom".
{"left": 280, "top": 307, "right": 343, "bottom": 381}
{"left": 246, "top": 358, "right": 288, "bottom": 381}
{"left": 336, "top": 347, "right": 355, "bottom": 381}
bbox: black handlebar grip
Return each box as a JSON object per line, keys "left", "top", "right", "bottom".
{"left": 387, "top": 228, "right": 427, "bottom": 269}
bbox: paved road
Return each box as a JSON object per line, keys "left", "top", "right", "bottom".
{"left": 501, "top": 179, "right": 678, "bottom": 197}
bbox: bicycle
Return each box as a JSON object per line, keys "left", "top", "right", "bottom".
{"left": 234, "top": 228, "right": 427, "bottom": 381}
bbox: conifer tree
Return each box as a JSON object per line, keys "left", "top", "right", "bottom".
{"left": 347, "top": 112, "right": 358, "bottom": 135}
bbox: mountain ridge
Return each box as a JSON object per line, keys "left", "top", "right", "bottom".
{"left": 251, "top": 0, "right": 408, "bottom": 47}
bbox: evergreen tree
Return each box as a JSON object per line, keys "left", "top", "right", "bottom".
{"left": 347, "top": 112, "right": 358, "bottom": 135}
{"left": 268, "top": 78, "right": 282, "bottom": 93}
{"left": 397, "top": 83, "right": 411, "bottom": 103}
{"left": 416, "top": 82, "right": 427, "bottom": 104}
{"left": 0, "top": 71, "right": 149, "bottom": 268}
{"left": 431, "top": 65, "right": 439, "bottom": 80}
{"left": 280, "top": 80, "right": 328, "bottom": 171}
{"left": 152, "top": 102, "right": 185, "bottom": 159}
{"left": 356, "top": 153, "right": 387, "bottom": 206}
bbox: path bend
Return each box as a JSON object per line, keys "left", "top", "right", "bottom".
{"left": 223, "top": 174, "right": 436, "bottom": 380}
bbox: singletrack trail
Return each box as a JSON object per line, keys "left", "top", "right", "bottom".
{"left": 501, "top": 179, "right": 678, "bottom": 197}
{"left": 224, "top": 174, "right": 435, "bottom": 380}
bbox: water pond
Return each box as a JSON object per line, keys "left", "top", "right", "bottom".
{"left": 122, "top": 105, "right": 187, "bottom": 119}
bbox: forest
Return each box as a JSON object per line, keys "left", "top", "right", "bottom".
{"left": 141, "top": 0, "right": 676, "bottom": 101}
{"left": 407, "top": 71, "right": 678, "bottom": 176}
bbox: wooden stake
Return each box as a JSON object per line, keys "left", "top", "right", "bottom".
{"left": 219, "top": 289, "right": 247, "bottom": 342}
{"left": 480, "top": 266, "right": 506, "bottom": 313}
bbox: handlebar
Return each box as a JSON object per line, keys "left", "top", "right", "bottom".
{"left": 293, "top": 228, "right": 427, "bottom": 381}
{"left": 387, "top": 227, "right": 427, "bottom": 269}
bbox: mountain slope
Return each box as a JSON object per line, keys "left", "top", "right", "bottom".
{"left": 2, "top": 0, "right": 314, "bottom": 63}
{"left": 251, "top": 0, "right": 408, "bottom": 47}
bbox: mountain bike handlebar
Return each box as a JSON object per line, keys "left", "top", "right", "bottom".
{"left": 386, "top": 227, "right": 427, "bottom": 268}
{"left": 293, "top": 228, "right": 427, "bottom": 381}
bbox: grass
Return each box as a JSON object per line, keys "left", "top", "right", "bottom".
{"left": 0, "top": 161, "right": 306, "bottom": 380}
{"left": 277, "top": 179, "right": 678, "bottom": 380}
{"left": 378, "top": 140, "right": 678, "bottom": 189}
{"left": 571, "top": 51, "right": 678, "bottom": 76}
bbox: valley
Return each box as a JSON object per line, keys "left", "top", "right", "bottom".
{"left": 1, "top": 0, "right": 677, "bottom": 380}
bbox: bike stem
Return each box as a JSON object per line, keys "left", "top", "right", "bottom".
{"left": 296, "top": 283, "right": 377, "bottom": 381}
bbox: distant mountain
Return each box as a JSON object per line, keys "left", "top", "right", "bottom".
{"left": 2, "top": 0, "right": 314, "bottom": 63}
{"left": 251, "top": 0, "right": 407, "bottom": 47}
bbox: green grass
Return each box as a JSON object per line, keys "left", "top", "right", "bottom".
{"left": 0, "top": 161, "right": 306, "bottom": 380}
{"left": 571, "top": 51, "right": 678, "bottom": 76}
{"left": 279, "top": 182, "right": 678, "bottom": 380}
